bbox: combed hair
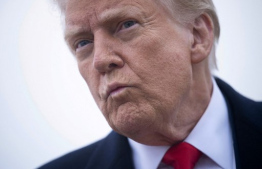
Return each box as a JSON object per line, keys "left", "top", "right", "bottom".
{"left": 54, "top": 0, "right": 220, "bottom": 69}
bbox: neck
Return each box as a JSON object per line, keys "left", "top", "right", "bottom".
{"left": 156, "top": 62, "right": 213, "bottom": 145}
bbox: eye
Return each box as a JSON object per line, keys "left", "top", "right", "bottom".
{"left": 76, "top": 40, "right": 92, "bottom": 49}
{"left": 121, "top": 20, "right": 137, "bottom": 30}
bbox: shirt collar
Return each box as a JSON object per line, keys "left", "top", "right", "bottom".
{"left": 185, "top": 78, "right": 234, "bottom": 169}
{"left": 128, "top": 139, "right": 169, "bottom": 169}
{"left": 128, "top": 78, "right": 234, "bottom": 169}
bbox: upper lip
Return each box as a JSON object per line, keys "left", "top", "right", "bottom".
{"left": 105, "top": 82, "right": 128, "bottom": 99}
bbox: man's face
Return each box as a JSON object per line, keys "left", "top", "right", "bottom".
{"left": 65, "top": 0, "right": 195, "bottom": 144}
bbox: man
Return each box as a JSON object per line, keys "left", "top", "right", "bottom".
{"left": 39, "top": 0, "right": 262, "bottom": 168}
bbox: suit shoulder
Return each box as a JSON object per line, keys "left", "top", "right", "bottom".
{"left": 38, "top": 139, "right": 103, "bottom": 169}
{"left": 216, "top": 77, "right": 262, "bottom": 126}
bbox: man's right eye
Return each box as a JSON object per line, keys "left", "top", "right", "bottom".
{"left": 76, "top": 40, "right": 92, "bottom": 49}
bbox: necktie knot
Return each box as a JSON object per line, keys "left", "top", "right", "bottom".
{"left": 161, "top": 142, "right": 202, "bottom": 169}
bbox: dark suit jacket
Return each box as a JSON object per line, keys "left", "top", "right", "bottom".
{"left": 38, "top": 78, "right": 262, "bottom": 169}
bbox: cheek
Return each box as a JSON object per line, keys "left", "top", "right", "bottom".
{"left": 127, "top": 28, "right": 192, "bottom": 81}
{"left": 124, "top": 27, "right": 193, "bottom": 107}
{"left": 78, "top": 61, "right": 100, "bottom": 100}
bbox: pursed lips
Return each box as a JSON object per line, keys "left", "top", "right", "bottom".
{"left": 104, "top": 82, "right": 129, "bottom": 99}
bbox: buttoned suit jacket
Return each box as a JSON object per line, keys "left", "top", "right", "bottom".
{"left": 38, "top": 78, "right": 262, "bottom": 169}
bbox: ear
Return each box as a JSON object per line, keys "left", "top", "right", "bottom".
{"left": 191, "top": 13, "right": 214, "bottom": 64}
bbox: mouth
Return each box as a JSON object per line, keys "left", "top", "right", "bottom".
{"left": 105, "top": 83, "right": 129, "bottom": 99}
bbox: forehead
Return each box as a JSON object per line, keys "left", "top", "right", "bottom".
{"left": 64, "top": 0, "right": 159, "bottom": 27}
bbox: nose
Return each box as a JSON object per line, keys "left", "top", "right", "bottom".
{"left": 93, "top": 32, "right": 124, "bottom": 73}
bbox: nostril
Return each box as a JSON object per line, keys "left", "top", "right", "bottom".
{"left": 109, "top": 63, "right": 118, "bottom": 68}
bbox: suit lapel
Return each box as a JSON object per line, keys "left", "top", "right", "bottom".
{"left": 85, "top": 131, "right": 134, "bottom": 169}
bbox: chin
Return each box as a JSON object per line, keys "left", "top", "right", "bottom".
{"left": 107, "top": 101, "right": 156, "bottom": 140}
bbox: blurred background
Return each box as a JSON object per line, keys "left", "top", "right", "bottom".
{"left": 0, "top": 0, "right": 261, "bottom": 168}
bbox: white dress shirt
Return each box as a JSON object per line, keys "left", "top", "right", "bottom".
{"left": 128, "top": 79, "right": 236, "bottom": 169}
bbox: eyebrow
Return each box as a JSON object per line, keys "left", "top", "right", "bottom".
{"left": 64, "top": 26, "right": 90, "bottom": 42}
{"left": 64, "top": 5, "right": 144, "bottom": 41}
{"left": 99, "top": 5, "right": 145, "bottom": 24}
{"left": 100, "top": 6, "right": 132, "bottom": 23}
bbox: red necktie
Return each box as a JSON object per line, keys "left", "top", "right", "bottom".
{"left": 161, "top": 142, "right": 202, "bottom": 169}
